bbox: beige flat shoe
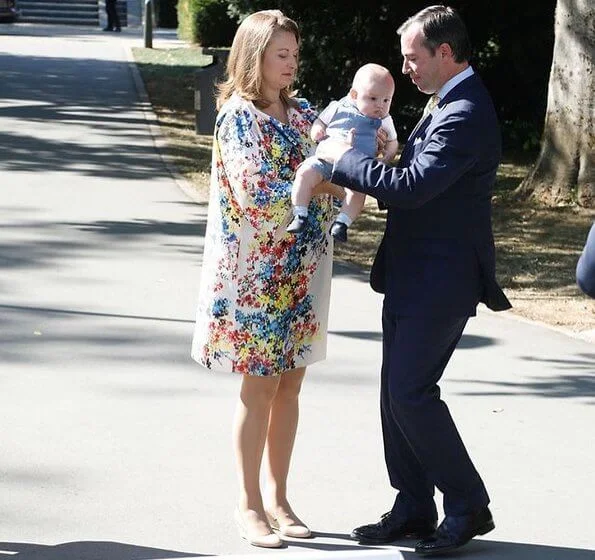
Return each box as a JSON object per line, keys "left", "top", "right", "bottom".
{"left": 234, "top": 509, "right": 283, "bottom": 548}
{"left": 266, "top": 511, "right": 312, "bottom": 538}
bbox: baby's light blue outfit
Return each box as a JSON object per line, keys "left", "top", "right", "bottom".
{"left": 306, "top": 96, "right": 389, "bottom": 179}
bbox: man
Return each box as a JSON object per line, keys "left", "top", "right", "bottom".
{"left": 576, "top": 222, "right": 595, "bottom": 298}
{"left": 103, "top": 0, "right": 121, "bottom": 32}
{"left": 317, "top": 5, "right": 511, "bottom": 557}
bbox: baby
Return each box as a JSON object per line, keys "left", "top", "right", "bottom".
{"left": 287, "top": 63, "right": 399, "bottom": 242}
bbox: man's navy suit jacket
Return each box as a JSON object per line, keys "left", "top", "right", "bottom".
{"left": 331, "top": 73, "right": 511, "bottom": 316}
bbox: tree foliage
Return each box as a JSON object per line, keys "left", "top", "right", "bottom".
{"left": 226, "top": 0, "right": 556, "bottom": 150}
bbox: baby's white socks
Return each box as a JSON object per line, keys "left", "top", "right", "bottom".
{"left": 335, "top": 212, "right": 353, "bottom": 226}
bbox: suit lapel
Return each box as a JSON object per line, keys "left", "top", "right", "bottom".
{"left": 403, "top": 74, "right": 481, "bottom": 150}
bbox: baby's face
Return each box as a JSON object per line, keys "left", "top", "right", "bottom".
{"left": 352, "top": 79, "right": 394, "bottom": 119}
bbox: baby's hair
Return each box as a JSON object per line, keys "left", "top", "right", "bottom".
{"left": 352, "top": 63, "right": 395, "bottom": 92}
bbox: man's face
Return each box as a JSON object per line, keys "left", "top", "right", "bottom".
{"left": 400, "top": 24, "right": 442, "bottom": 94}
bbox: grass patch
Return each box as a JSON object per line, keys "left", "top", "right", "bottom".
{"left": 132, "top": 46, "right": 213, "bottom": 196}
{"left": 132, "top": 46, "right": 595, "bottom": 333}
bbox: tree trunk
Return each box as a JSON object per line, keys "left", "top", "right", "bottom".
{"left": 518, "top": 0, "right": 594, "bottom": 207}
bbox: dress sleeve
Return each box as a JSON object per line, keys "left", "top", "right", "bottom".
{"left": 215, "top": 104, "right": 291, "bottom": 231}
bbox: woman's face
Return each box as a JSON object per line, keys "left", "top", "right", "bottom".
{"left": 261, "top": 30, "right": 299, "bottom": 93}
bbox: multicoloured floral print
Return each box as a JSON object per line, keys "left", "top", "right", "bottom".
{"left": 192, "top": 94, "right": 335, "bottom": 376}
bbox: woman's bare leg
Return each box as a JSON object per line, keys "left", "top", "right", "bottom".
{"left": 234, "top": 374, "right": 281, "bottom": 536}
{"left": 263, "top": 367, "right": 308, "bottom": 526}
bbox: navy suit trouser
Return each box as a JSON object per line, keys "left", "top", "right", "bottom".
{"left": 380, "top": 302, "right": 490, "bottom": 518}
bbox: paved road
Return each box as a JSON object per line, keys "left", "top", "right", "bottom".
{"left": 0, "top": 24, "right": 593, "bottom": 560}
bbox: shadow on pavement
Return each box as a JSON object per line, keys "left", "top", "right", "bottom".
{"left": 0, "top": 47, "right": 208, "bottom": 182}
{"left": 0, "top": 541, "right": 205, "bottom": 560}
{"left": 223, "top": 535, "right": 595, "bottom": 559}
{"left": 451, "top": 353, "right": 595, "bottom": 402}
{"left": 0, "top": 213, "right": 206, "bottom": 275}
{"left": 0, "top": 304, "right": 198, "bottom": 365}
{"left": 332, "top": 261, "right": 370, "bottom": 281}
{"left": 63, "top": 219, "right": 205, "bottom": 238}
{"left": 0, "top": 303, "right": 194, "bottom": 324}
{"left": 330, "top": 330, "right": 498, "bottom": 350}
{"left": 400, "top": 539, "right": 595, "bottom": 559}
{"left": 0, "top": 538, "right": 592, "bottom": 559}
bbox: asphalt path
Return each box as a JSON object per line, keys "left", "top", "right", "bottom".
{"left": 0, "top": 24, "right": 593, "bottom": 560}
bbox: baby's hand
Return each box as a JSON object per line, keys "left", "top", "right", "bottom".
{"left": 312, "top": 129, "right": 327, "bottom": 143}
{"left": 376, "top": 128, "right": 388, "bottom": 157}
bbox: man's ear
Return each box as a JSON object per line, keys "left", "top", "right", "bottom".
{"left": 438, "top": 42, "right": 453, "bottom": 59}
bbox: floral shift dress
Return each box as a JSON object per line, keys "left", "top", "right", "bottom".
{"left": 191, "top": 93, "right": 335, "bottom": 376}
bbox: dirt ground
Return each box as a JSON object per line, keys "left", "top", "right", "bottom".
{"left": 335, "top": 198, "right": 595, "bottom": 340}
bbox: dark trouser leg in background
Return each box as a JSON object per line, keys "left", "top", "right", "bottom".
{"left": 106, "top": 0, "right": 121, "bottom": 30}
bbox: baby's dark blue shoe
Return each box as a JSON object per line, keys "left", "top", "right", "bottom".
{"left": 287, "top": 214, "right": 307, "bottom": 233}
{"left": 330, "top": 221, "right": 348, "bottom": 242}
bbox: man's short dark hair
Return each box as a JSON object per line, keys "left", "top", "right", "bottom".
{"left": 397, "top": 5, "right": 472, "bottom": 63}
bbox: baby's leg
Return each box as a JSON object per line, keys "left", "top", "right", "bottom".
{"left": 330, "top": 189, "right": 366, "bottom": 242}
{"left": 292, "top": 163, "right": 324, "bottom": 207}
{"left": 337, "top": 189, "right": 366, "bottom": 224}
{"left": 287, "top": 161, "right": 324, "bottom": 234}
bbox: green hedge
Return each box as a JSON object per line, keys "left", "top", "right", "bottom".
{"left": 177, "top": 0, "right": 237, "bottom": 47}
{"left": 155, "top": 0, "right": 178, "bottom": 28}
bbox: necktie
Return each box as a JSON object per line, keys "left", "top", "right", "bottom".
{"left": 422, "top": 94, "right": 441, "bottom": 118}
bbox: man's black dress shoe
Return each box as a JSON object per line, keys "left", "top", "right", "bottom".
{"left": 351, "top": 511, "right": 437, "bottom": 544}
{"left": 415, "top": 506, "right": 495, "bottom": 556}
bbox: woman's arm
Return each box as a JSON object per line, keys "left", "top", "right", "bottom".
{"left": 216, "top": 107, "right": 290, "bottom": 229}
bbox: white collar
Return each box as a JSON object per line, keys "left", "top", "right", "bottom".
{"left": 436, "top": 66, "right": 474, "bottom": 100}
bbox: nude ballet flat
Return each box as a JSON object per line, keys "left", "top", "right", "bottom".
{"left": 234, "top": 509, "right": 283, "bottom": 548}
{"left": 266, "top": 511, "right": 312, "bottom": 538}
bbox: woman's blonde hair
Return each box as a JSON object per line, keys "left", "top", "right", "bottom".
{"left": 216, "top": 10, "right": 300, "bottom": 110}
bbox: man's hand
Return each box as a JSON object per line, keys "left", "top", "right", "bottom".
{"left": 312, "top": 181, "right": 346, "bottom": 200}
{"left": 316, "top": 129, "right": 355, "bottom": 164}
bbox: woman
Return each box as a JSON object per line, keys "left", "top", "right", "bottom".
{"left": 191, "top": 10, "right": 339, "bottom": 548}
